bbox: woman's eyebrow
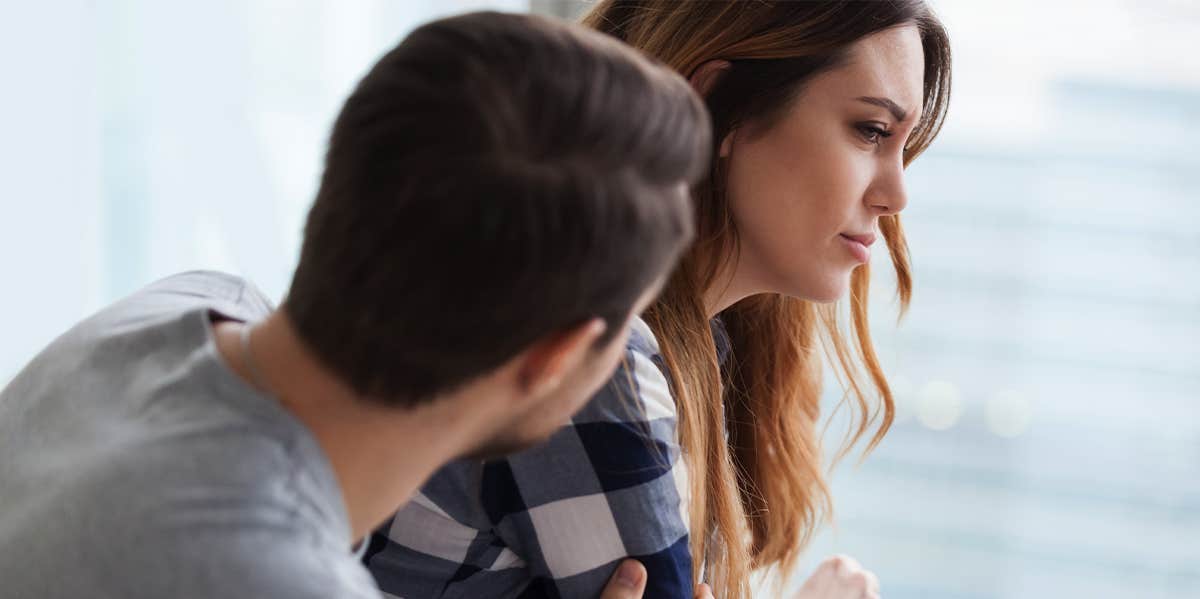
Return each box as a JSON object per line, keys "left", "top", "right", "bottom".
{"left": 856, "top": 96, "right": 910, "bottom": 122}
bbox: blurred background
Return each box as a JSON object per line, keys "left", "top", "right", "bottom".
{"left": 0, "top": 1, "right": 1195, "bottom": 597}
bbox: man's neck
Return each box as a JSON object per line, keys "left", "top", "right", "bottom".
{"left": 213, "top": 311, "right": 479, "bottom": 544}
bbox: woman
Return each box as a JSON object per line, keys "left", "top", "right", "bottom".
{"left": 366, "top": 2, "right": 951, "bottom": 598}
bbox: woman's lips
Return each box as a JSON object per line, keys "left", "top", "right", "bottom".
{"left": 841, "top": 232, "right": 877, "bottom": 247}
{"left": 839, "top": 233, "right": 874, "bottom": 263}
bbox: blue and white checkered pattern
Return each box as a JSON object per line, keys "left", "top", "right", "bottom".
{"left": 364, "top": 317, "right": 694, "bottom": 598}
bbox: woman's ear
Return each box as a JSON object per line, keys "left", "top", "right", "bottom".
{"left": 689, "top": 60, "right": 735, "bottom": 158}
{"left": 689, "top": 59, "right": 731, "bottom": 97}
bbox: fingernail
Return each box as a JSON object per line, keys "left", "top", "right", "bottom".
{"left": 618, "top": 561, "right": 642, "bottom": 588}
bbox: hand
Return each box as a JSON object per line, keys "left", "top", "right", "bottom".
{"left": 793, "top": 554, "right": 880, "bottom": 599}
{"left": 601, "top": 559, "right": 716, "bottom": 599}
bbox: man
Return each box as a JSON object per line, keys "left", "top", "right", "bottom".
{"left": 0, "top": 11, "right": 710, "bottom": 598}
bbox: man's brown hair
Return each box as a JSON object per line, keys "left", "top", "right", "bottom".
{"left": 285, "top": 12, "right": 710, "bottom": 406}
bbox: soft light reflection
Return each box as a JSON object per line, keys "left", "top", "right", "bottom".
{"left": 985, "top": 389, "right": 1033, "bottom": 438}
{"left": 916, "top": 379, "right": 964, "bottom": 431}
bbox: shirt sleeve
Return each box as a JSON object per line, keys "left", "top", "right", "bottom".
{"left": 480, "top": 337, "right": 694, "bottom": 598}
{"left": 141, "top": 517, "right": 381, "bottom": 599}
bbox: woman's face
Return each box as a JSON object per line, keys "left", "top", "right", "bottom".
{"left": 722, "top": 24, "right": 925, "bottom": 304}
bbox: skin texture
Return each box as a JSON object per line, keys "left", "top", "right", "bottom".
{"left": 707, "top": 24, "right": 925, "bottom": 314}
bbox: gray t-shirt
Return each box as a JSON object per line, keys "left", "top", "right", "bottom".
{"left": 0, "top": 271, "right": 380, "bottom": 599}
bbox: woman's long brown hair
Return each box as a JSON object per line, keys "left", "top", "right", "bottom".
{"left": 581, "top": 2, "right": 952, "bottom": 597}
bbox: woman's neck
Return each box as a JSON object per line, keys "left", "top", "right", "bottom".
{"left": 702, "top": 257, "right": 760, "bottom": 318}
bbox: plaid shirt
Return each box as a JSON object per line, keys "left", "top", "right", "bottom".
{"left": 364, "top": 317, "right": 696, "bottom": 598}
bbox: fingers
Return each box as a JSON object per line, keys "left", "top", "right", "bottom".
{"left": 862, "top": 570, "right": 880, "bottom": 595}
{"left": 832, "top": 554, "right": 878, "bottom": 598}
{"left": 599, "top": 559, "right": 716, "bottom": 599}
{"left": 797, "top": 554, "right": 880, "bottom": 599}
{"left": 600, "top": 559, "right": 647, "bottom": 599}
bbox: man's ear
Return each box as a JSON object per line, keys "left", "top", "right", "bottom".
{"left": 689, "top": 59, "right": 735, "bottom": 158}
{"left": 517, "top": 318, "right": 607, "bottom": 399}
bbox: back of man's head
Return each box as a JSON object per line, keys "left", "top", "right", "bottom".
{"left": 285, "top": 11, "right": 709, "bottom": 406}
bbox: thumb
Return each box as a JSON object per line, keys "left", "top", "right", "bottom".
{"left": 601, "top": 560, "right": 647, "bottom": 599}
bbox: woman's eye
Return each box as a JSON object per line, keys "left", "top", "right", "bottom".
{"left": 857, "top": 123, "right": 894, "bottom": 145}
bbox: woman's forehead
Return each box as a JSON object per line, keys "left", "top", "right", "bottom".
{"left": 816, "top": 25, "right": 926, "bottom": 119}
